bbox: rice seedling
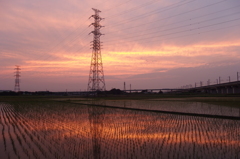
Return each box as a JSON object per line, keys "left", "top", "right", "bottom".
{"left": 0, "top": 100, "right": 239, "bottom": 159}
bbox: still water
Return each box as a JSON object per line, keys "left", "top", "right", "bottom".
{"left": 78, "top": 100, "right": 240, "bottom": 117}
{"left": 0, "top": 101, "right": 239, "bottom": 159}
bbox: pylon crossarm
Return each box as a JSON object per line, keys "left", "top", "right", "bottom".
{"left": 87, "top": 9, "right": 106, "bottom": 92}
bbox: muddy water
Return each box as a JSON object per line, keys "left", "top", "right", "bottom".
{"left": 0, "top": 102, "right": 239, "bottom": 159}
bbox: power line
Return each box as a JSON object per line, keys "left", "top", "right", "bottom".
{"left": 1, "top": 0, "right": 239, "bottom": 91}
{"left": 104, "top": 11, "right": 240, "bottom": 42}
{"left": 104, "top": 0, "right": 134, "bottom": 12}
{"left": 106, "top": 0, "right": 231, "bottom": 29}
{"left": 150, "top": 23, "right": 240, "bottom": 46}
{"left": 14, "top": 2, "right": 129, "bottom": 65}
{"left": 106, "top": 0, "right": 197, "bottom": 27}
{"left": 15, "top": 12, "right": 238, "bottom": 75}
{"left": 6, "top": 1, "right": 111, "bottom": 65}
{"left": 105, "top": 0, "right": 164, "bottom": 19}
{"left": 105, "top": 4, "right": 240, "bottom": 35}
{"left": 37, "top": 0, "right": 138, "bottom": 62}
{"left": 5, "top": 0, "right": 226, "bottom": 65}
{"left": 32, "top": 25, "right": 89, "bottom": 61}
{"left": 104, "top": 23, "right": 239, "bottom": 54}
{"left": 104, "top": 18, "right": 240, "bottom": 45}
{"left": 87, "top": 8, "right": 106, "bottom": 91}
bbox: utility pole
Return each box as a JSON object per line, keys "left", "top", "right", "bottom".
{"left": 87, "top": 8, "right": 106, "bottom": 92}
{"left": 124, "top": 82, "right": 126, "bottom": 91}
{"left": 229, "top": 76, "right": 231, "bottom": 82}
{"left": 237, "top": 72, "right": 239, "bottom": 81}
{"left": 219, "top": 76, "right": 221, "bottom": 84}
{"left": 14, "top": 65, "right": 21, "bottom": 92}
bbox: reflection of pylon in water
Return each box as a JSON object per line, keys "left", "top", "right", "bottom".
{"left": 14, "top": 65, "right": 21, "bottom": 92}
{"left": 88, "top": 101, "right": 106, "bottom": 159}
{"left": 87, "top": 8, "right": 106, "bottom": 92}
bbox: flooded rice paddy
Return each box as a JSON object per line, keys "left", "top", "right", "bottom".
{"left": 0, "top": 101, "right": 239, "bottom": 159}
{"left": 77, "top": 100, "right": 240, "bottom": 117}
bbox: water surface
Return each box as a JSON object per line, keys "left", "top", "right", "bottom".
{"left": 77, "top": 99, "right": 240, "bottom": 117}
{"left": 0, "top": 101, "right": 239, "bottom": 159}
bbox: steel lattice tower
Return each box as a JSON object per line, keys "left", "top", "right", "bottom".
{"left": 14, "top": 65, "right": 21, "bottom": 92}
{"left": 87, "top": 8, "right": 106, "bottom": 92}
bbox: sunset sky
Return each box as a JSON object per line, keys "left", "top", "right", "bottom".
{"left": 1, "top": 0, "right": 240, "bottom": 91}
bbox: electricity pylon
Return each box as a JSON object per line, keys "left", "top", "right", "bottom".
{"left": 14, "top": 65, "right": 21, "bottom": 92}
{"left": 87, "top": 8, "right": 106, "bottom": 92}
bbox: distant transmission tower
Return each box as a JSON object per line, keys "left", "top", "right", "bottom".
{"left": 14, "top": 65, "right": 21, "bottom": 92}
{"left": 87, "top": 8, "right": 106, "bottom": 92}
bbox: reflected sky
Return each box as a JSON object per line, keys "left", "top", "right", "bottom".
{"left": 75, "top": 99, "right": 240, "bottom": 117}
{"left": 0, "top": 102, "right": 239, "bottom": 159}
